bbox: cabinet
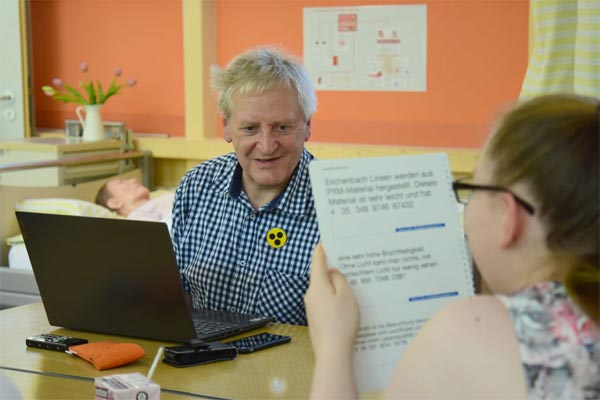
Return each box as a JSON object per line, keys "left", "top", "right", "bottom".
{"left": 0, "top": 268, "right": 40, "bottom": 310}
{"left": 0, "top": 137, "right": 129, "bottom": 186}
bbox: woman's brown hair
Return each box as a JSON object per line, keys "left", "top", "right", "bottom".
{"left": 487, "top": 94, "right": 599, "bottom": 323}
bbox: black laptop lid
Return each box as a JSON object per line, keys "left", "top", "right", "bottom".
{"left": 16, "top": 211, "right": 198, "bottom": 342}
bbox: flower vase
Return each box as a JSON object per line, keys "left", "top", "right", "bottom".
{"left": 75, "top": 104, "right": 105, "bottom": 141}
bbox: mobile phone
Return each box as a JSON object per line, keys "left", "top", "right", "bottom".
{"left": 26, "top": 333, "right": 88, "bottom": 352}
{"left": 225, "top": 333, "right": 291, "bottom": 354}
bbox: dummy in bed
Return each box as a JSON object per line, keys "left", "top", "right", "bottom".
{"left": 94, "top": 177, "right": 174, "bottom": 227}
{"left": 5, "top": 178, "right": 174, "bottom": 271}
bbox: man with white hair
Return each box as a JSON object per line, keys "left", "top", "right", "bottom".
{"left": 172, "top": 46, "right": 320, "bottom": 325}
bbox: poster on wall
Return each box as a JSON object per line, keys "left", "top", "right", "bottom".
{"left": 303, "top": 5, "right": 427, "bottom": 92}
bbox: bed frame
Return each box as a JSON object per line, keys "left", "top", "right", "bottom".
{"left": 0, "top": 150, "right": 153, "bottom": 309}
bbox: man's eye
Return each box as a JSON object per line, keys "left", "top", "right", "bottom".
{"left": 241, "top": 126, "right": 257, "bottom": 134}
{"left": 275, "top": 125, "right": 290, "bottom": 134}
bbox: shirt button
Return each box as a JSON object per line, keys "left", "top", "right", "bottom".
{"left": 249, "top": 213, "right": 256, "bottom": 220}
{"left": 228, "top": 307, "right": 236, "bottom": 312}
{"left": 239, "top": 260, "right": 246, "bottom": 267}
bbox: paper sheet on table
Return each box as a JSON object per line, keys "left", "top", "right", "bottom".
{"left": 309, "top": 153, "right": 474, "bottom": 392}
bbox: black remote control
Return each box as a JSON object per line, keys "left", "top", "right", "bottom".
{"left": 26, "top": 333, "right": 88, "bottom": 352}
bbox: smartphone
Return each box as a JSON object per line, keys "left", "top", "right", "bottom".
{"left": 26, "top": 333, "right": 88, "bottom": 352}
{"left": 225, "top": 333, "right": 291, "bottom": 354}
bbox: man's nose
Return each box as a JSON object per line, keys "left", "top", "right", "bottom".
{"left": 256, "top": 129, "right": 278, "bottom": 153}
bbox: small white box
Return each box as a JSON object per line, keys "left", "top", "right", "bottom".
{"left": 95, "top": 372, "right": 160, "bottom": 400}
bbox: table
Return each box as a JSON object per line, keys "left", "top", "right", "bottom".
{"left": 0, "top": 302, "right": 315, "bottom": 399}
{"left": 1, "top": 369, "right": 201, "bottom": 399}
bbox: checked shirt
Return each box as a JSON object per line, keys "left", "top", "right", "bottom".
{"left": 172, "top": 149, "right": 320, "bottom": 325}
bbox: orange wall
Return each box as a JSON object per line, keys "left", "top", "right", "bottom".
{"left": 30, "top": 0, "right": 184, "bottom": 136}
{"left": 217, "top": 0, "right": 529, "bottom": 148}
{"left": 30, "top": 0, "right": 528, "bottom": 148}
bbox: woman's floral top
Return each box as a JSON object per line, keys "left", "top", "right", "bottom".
{"left": 497, "top": 282, "right": 599, "bottom": 400}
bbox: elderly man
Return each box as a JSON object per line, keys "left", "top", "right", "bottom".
{"left": 172, "top": 46, "right": 320, "bottom": 325}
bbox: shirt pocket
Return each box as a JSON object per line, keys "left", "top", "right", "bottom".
{"left": 257, "top": 267, "right": 309, "bottom": 325}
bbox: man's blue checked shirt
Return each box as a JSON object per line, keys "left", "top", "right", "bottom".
{"left": 172, "top": 149, "right": 320, "bottom": 325}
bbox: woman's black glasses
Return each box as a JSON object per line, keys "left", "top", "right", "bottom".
{"left": 452, "top": 180, "right": 535, "bottom": 215}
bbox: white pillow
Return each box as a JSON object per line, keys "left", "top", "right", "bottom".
{"left": 15, "top": 198, "right": 120, "bottom": 219}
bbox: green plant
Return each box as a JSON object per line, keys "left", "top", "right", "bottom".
{"left": 42, "top": 62, "right": 137, "bottom": 105}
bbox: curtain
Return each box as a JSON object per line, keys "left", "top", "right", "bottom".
{"left": 520, "top": 0, "right": 599, "bottom": 98}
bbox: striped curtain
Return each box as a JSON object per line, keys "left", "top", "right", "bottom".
{"left": 520, "top": 0, "right": 600, "bottom": 99}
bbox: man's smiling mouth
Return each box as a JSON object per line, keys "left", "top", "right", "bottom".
{"left": 255, "top": 156, "right": 281, "bottom": 165}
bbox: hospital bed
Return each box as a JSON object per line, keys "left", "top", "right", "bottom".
{"left": 0, "top": 150, "right": 153, "bottom": 309}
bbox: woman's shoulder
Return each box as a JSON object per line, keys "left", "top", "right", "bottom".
{"left": 408, "top": 295, "right": 521, "bottom": 372}
{"left": 433, "top": 294, "right": 509, "bottom": 323}
{"left": 385, "top": 295, "right": 527, "bottom": 399}
{"left": 420, "top": 295, "right": 517, "bottom": 347}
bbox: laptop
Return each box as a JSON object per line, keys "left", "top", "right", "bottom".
{"left": 16, "top": 211, "right": 275, "bottom": 343}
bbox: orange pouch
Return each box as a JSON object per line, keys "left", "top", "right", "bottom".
{"left": 69, "top": 340, "right": 145, "bottom": 370}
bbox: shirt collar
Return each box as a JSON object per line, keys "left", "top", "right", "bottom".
{"left": 271, "top": 148, "right": 314, "bottom": 216}
{"left": 212, "top": 149, "right": 314, "bottom": 217}
{"left": 230, "top": 163, "right": 243, "bottom": 198}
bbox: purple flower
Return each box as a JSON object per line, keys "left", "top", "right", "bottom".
{"left": 41, "top": 62, "right": 137, "bottom": 106}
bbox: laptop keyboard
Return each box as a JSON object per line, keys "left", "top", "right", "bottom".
{"left": 193, "top": 319, "right": 238, "bottom": 336}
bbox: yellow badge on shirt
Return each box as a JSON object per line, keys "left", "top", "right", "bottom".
{"left": 266, "top": 228, "right": 287, "bottom": 249}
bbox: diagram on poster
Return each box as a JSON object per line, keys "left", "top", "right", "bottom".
{"left": 303, "top": 5, "right": 427, "bottom": 91}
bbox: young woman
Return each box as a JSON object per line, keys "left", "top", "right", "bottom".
{"left": 305, "top": 94, "right": 599, "bottom": 399}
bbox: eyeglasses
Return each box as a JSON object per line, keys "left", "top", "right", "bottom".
{"left": 452, "top": 180, "right": 535, "bottom": 215}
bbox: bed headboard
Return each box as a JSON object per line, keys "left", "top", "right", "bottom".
{"left": 0, "top": 168, "right": 143, "bottom": 266}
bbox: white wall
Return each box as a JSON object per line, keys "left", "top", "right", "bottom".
{"left": 0, "top": 0, "right": 28, "bottom": 139}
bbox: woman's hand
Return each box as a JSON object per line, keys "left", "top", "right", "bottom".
{"left": 305, "top": 243, "right": 360, "bottom": 357}
{"left": 305, "top": 243, "right": 361, "bottom": 399}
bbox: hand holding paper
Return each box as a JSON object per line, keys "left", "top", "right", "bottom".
{"left": 308, "top": 153, "right": 474, "bottom": 392}
{"left": 306, "top": 243, "right": 361, "bottom": 400}
{"left": 305, "top": 243, "right": 360, "bottom": 356}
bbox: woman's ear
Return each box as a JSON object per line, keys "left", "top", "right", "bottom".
{"left": 500, "top": 192, "right": 523, "bottom": 248}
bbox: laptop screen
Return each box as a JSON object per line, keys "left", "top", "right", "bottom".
{"left": 17, "top": 211, "right": 198, "bottom": 342}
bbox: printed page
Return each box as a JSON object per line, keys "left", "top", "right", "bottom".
{"left": 309, "top": 153, "right": 473, "bottom": 392}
